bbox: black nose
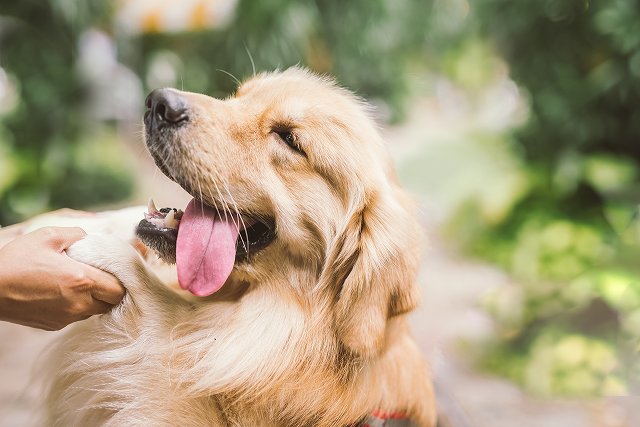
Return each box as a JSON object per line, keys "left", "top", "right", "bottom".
{"left": 145, "top": 88, "right": 189, "bottom": 126}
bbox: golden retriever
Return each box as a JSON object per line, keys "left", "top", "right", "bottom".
{"left": 45, "top": 67, "right": 436, "bottom": 426}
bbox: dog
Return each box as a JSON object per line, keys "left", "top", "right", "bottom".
{"left": 44, "top": 68, "right": 436, "bottom": 426}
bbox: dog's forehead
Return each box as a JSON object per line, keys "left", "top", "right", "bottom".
{"left": 239, "top": 74, "right": 336, "bottom": 110}
{"left": 277, "top": 97, "right": 311, "bottom": 121}
{"left": 238, "top": 87, "right": 316, "bottom": 122}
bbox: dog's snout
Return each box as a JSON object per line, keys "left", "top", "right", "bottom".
{"left": 145, "top": 89, "right": 189, "bottom": 127}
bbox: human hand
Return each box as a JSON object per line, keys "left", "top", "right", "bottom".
{"left": 0, "top": 227, "right": 125, "bottom": 330}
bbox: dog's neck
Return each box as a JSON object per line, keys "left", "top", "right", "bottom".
{"left": 196, "top": 315, "right": 432, "bottom": 427}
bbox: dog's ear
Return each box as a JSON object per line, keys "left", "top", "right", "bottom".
{"left": 321, "top": 189, "right": 421, "bottom": 358}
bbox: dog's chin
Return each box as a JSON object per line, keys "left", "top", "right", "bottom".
{"left": 136, "top": 217, "right": 179, "bottom": 264}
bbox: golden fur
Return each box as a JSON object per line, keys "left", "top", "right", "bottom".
{"left": 45, "top": 68, "right": 436, "bottom": 426}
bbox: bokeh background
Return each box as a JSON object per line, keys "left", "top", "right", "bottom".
{"left": 0, "top": 0, "right": 639, "bottom": 426}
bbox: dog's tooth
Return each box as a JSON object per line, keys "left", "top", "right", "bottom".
{"left": 165, "top": 209, "right": 176, "bottom": 228}
{"left": 148, "top": 198, "right": 158, "bottom": 214}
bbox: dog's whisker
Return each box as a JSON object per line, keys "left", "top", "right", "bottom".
{"left": 205, "top": 179, "right": 236, "bottom": 250}
{"left": 196, "top": 180, "right": 206, "bottom": 219}
{"left": 216, "top": 68, "right": 241, "bottom": 87}
{"left": 210, "top": 178, "right": 248, "bottom": 253}
{"left": 221, "top": 176, "right": 250, "bottom": 255}
{"left": 216, "top": 179, "right": 237, "bottom": 232}
{"left": 219, "top": 181, "right": 246, "bottom": 252}
{"left": 222, "top": 185, "right": 248, "bottom": 253}
{"left": 209, "top": 177, "right": 228, "bottom": 223}
{"left": 145, "top": 143, "right": 176, "bottom": 195}
{"left": 153, "top": 144, "right": 166, "bottom": 187}
{"left": 243, "top": 42, "right": 256, "bottom": 77}
{"left": 211, "top": 176, "right": 244, "bottom": 251}
{"left": 153, "top": 142, "right": 175, "bottom": 179}
{"left": 215, "top": 177, "right": 239, "bottom": 228}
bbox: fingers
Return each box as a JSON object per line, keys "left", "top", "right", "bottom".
{"left": 53, "top": 226, "right": 87, "bottom": 250}
{"left": 83, "top": 298, "right": 114, "bottom": 316}
{"left": 81, "top": 264, "right": 126, "bottom": 305}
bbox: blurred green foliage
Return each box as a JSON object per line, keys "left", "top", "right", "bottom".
{"left": 0, "top": 0, "right": 133, "bottom": 224}
{"left": 456, "top": 0, "right": 640, "bottom": 395}
{"left": 133, "top": 0, "right": 430, "bottom": 118}
{"left": 0, "top": 0, "right": 431, "bottom": 225}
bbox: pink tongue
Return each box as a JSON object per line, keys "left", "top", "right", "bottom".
{"left": 176, "top": 199, "right": 239, "bottom": 296}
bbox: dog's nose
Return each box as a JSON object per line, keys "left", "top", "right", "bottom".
{"left": 145, "top": 89, "right": 189, "bottom": 126}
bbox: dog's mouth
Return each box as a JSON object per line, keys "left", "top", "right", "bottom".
{"left": 136, "top": 198, "right": 275, "bottom": 296}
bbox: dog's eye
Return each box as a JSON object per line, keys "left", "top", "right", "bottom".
{"left": 275, "top": 130, "right": 304, "bottom": 155}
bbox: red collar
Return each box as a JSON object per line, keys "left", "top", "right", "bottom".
{"left": 350, "top": 409, "right": 416, "bottom": 427}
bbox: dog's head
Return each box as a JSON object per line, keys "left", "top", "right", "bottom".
{"left": 140, "top": 68, "right": 421, "bottom": 357}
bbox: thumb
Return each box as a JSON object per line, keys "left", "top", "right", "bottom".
{"left": 80, "top": 263, "right": 126, "bottom": 305}
{"left": 39, "top": 226, "right": 87, "bottom": 251}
